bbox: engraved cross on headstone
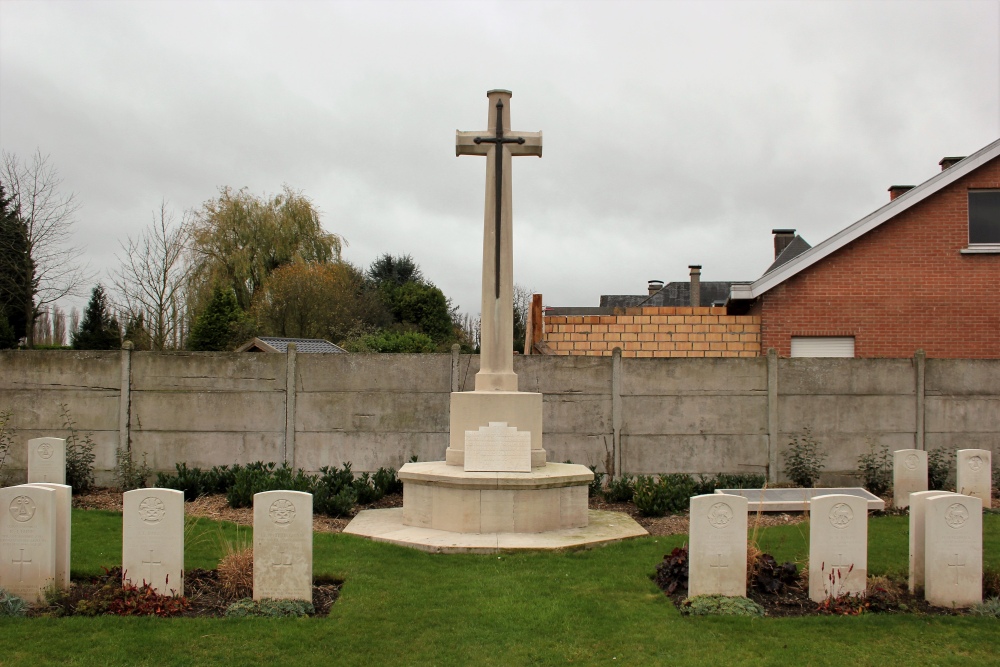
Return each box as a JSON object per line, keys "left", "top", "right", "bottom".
{"left": 12, "top": 549, "right": 31, "bottom": 581}
{"left": 457, "top": 89, "right": 542, "bottom": 392}
{"left": 830, "top": 553, "right": 852, "bottom": 572}
{"left": 947, "top": 552, "right": 966, "bottom": 585}
{"left": 272, "top": 550, "right": 293, "bottom": 568}
{"left": 709, "top": 553, "right": 728, "bottom": 582}
{"left": 142, "top": 549, "right": 161, "bottom": 583}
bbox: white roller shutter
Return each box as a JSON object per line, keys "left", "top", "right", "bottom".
{"left": 790, "top": 336, "right": 855, "bottom": 357}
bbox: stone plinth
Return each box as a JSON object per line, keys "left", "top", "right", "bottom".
{"left": 447, "top": 391, "right": 546, "bottom": 468}
{"left": 399, "top": 461, "right": 591, "bottom": 534}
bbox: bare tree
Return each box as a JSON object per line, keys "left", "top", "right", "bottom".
{"left": 110, "top": 201, "right": 191, "bottom": 350}
{"left": 0, "top": 150, "right": 90, "bottom": 347}
{"left": 52, "top": 306, "right": 66, "bottom": 346}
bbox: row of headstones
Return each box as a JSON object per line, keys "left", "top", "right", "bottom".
{"left": 0, "top": 484, "right": 314, "bottom": 604}
{"left": 894, "top": 448, "right": 992, "bottom": 509}
{"left": 690, "top": 491, "right": 984, "bottom": 608}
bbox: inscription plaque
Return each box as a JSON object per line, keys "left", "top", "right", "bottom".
{"left": 464, "top": 422, "right": 531, "bottom": 473}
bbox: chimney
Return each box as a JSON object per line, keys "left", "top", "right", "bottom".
{"left": 772, "top": 229, "right": 795, "bottom": 259}
{"left": 688, "top": 265, "right": 701, "bottom": 308}
{"left": 888, "top": 185, "right": 914, "bottom": 201}
{"left": 647, "top": 280, "right": 663, "bottom": 295}
{"left": 939, "top": 156, "right": 965, "bottom": 171}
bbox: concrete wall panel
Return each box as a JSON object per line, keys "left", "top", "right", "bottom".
{"left": 297, "top": 354, "right": 451, "bottom": 393}
{"left": 778, "top": 358, "right": 915, "bottom": 395}
{"left": 294, "top": 431, "right": 448, "bottom": 472}
{"left": 515, "top": 355, "right": 611, "bottom": 395}
{"left": 926, "top": 359, "right": 1000, "bottom": 395}
{"left": 622, "top": 434, "right": 769, "bottom": 475}
{"left": 131, "top": 391, "right": 284, "bottom": 432}
{"left": 0, "top": 350, "right": 120, "bottom": 390}
{"left": 131, "top": 352, "right": 285, "bottom": 391}
{"left": 622, "top": 357, "right": 766, "bottom": 395}
{"left": 622, "top": 396, "right": 767, "bottom": 435}
{"left": 131, "top": 431, "right": 283, "bottom": 469}
{"left": 295, "top": 392, "right": 450, "bottom": 433}
{"left": 542, "top": 396, "right": 611, "bottom": 435}
{"left": 0, "top": 390, "right": 119, "bottom": 431}
{"left": 778, "top": 395, "right": 915, "bottom": 433}
{"left": 925, "top": 397, "right": 1000, "bottom": 432}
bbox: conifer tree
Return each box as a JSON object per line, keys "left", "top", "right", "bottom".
{"left": 72, "top": 285, "right": 121, "bottom": 350}
{"left": 187, "top": 287, "right": 246, "bottom": 351}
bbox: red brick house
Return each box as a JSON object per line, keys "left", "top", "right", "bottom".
{"left": 728, "top": 138, "right": 1000, "bottom": 358}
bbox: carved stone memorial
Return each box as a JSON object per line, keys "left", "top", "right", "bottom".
{"left": 0, "top": 484, "right": 57, "bottom": 602}
{"left": 924, "top": 493, "right": 982, "bottom": 608}
{"left": 808, "top": 494, "right": 868, "bottom": 602}
{"left": 25, "top": 483, "right": 71, "bottom": 590}
{"left": 253, "top": 490, "right": 312, "bottom": 602}
{"left": 27, "top": 437, "right": 66, "bottom": 485}
{"left": 956, "top": 449, "right": 992, "bottom": 509}
{"left": 688, "top": 493, "right": 748, "bottom": 597}
{"left": 123, "top": 488, "right": 185, "bottom": 595}
{"left": 464, "top": 422, "right": 531, "bottom": 473}
{"left": 892, "top": 449, "right": 927, "bottom": 509}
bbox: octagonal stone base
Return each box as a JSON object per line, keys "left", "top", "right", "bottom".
{"left": 398, "top": 461, "right": 592, "bottom": 534}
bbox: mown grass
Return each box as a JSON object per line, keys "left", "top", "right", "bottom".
{"left": 0, "top": 510, "right": 997, "bottom": 667}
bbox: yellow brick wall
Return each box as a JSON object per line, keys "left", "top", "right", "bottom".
{"left": 542, "top": 307, "right": 761, "bottom": 358}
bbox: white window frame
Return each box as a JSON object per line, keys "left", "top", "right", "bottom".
{"left": 790, "top": 337, "right": 855, "bottom": 358}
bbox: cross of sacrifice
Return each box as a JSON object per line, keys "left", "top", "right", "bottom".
{"left": 709, "top": 553, "right": 728, "bottom": 582}
{"left": 142, "top": 549, "right": 162, "bottom": 583}
{"left": 947, "top": 553, "right": 966, "bottom": 586}
{"left": 456, "top": 90, "right": 542, "bottom": 392}
{"left": 12, "top": 549, "right": 31, "bottom": 581}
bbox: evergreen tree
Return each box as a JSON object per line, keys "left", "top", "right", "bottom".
{"left": 187, "top": 287, "right": 246, "bottom": 351}
{"left": 0, "top": 181, "right": 32, "bottom": 342}
{"left": 72, "top": 285, "right": 121, "bottom": 350}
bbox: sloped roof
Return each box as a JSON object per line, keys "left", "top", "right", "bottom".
{"left": 602, "top": 281, "right": 736, "bottom": 308}
{"left": 763, "top": 235, "right": 812, "bottom": 275}
{"left": 730, "top": 137, "right": 1000, "bottom": 301}
{"left": 237, "top": 337, "right": 346, "bottom": 353}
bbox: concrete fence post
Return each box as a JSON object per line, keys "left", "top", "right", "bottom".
{"left": 767, "top": 348, "right": 779, "bottom": 484}
{"left": 284, "top": 343, "right": 297, "bottom": 466}
{"left": 915, "top": 349, "right": 926, "bottom": 451}
{"left": 612, "top": 346, "right": 623, "bottom": 479}
{"left": 119, "top": 342, "right": 133, "bottom": 454}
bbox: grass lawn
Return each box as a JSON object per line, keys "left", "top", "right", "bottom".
{"left": 0, "top": 510, "right": 997, "bottom": 666}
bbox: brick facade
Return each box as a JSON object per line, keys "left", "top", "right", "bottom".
{"left": 755, "top": 155, "right": 1000, "bottom": 358}
{"left": 543, "top": 307, "right": 761, "bottom": 357}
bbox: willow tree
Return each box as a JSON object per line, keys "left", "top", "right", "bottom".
{"left": 187, "top": 186, "right": 343, "bottom": 316}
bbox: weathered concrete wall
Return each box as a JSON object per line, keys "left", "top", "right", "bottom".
{"left": 0, "top": 350, "right": 997, "bottom": 486}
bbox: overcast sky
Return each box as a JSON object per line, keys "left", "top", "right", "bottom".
{"left": 2, "top": 0, "right": 998, "bottom": 319}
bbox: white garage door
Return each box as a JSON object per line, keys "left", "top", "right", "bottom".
{"left": 790, "top": 336, "right": 855, "bottom": 357}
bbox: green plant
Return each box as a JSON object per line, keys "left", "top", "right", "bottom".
{"left": 602, "top": 474, "right": 634, "bottom": 503}
{"left": 114, "top": 448, "right": 152, "bottom": 491}
{"left": 693, "top": 473, "right": 766, "bottom": 495}
{"left": 60, "top": 403, "right": 96, "bottom": 493}
{"left": 653, "top": 546, "right": 689, "bottom": 595}
{"left": 0, "top": 409, "right": 15, "bottom": 486}
{"left": 224, "top": 597, "right": 315, "bottom": 618}
{"left": 857, "top": 438, "right": 892, "bottom": 496}
{"left": 586, "top": 465, "right": 606, "bottom": 498}
{"left": 680, "top": 595, "right": 765, "bottom": 617}
{"left": 0, "top": 588, "right": 27, "bottom": 617}
{"left": 314, "top": 463, "right": 359, "bottom": 517}
{"left": 75, "top": 573, "right": 189, "bottom": 617}
{"left": 344, "top": 329, "right": 437, "bottom": 353}
{"left": 970, "top": 597, "right": 1000, "bottom": 618}
{"left": 752, "top": 553, "right": 799, "bottom": 594}
{"left": 782, "top": 427, "right": 826, "bottom": 487}
{"left": 927, "top": 447, "right": 953, "bottom": 491}
{"left": 372, "top": 466, "right": 402, "bottom": 496}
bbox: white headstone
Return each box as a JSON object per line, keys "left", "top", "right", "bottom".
{"left": 27, "top": 437, "right": 66, "bottom": 485}
{"left": 908, "top": 490, "right": 955, "bottom": 594}
{"left": 253, "top": 490, "right": 312, "bottom": 602}
{"left": 956, "top": 449, "right": 992, "bottom": 509}
{"left": 464, "top": 422, "right": 531, "bottom": 473}
{"left": 24, "top": 483, "right": 71, "bottom": 590}
{"left": 123, "top": 488, "right": 185, "bottom": 595}
{"left": 0, "top": 485, "right": 57, "bottom": 602}
{"left": 893, "top": 449, "right": 927, "bottom": 508}
{"left": 808, "top": 494, "right": 868, "bottom": 602}
{"left": 924, "top": 493, "right": 982, "bottom": 608}
{"left": 688, "top": 493, "right": 748, "bottom": 597}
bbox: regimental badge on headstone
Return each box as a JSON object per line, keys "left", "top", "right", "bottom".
{"left": 464, "top": 422, "right": 531, "bottom": 473}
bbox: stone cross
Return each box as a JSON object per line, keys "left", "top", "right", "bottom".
{"left": 13, "top": 549, "right": 31, "bottom": 580}
{"left": 142, "top": 550, "right": 162, "bottom": 583}
{"left": 457, "top": 89, "right": 542, "bottom": 392}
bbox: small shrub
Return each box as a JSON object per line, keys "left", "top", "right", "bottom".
{"left": 0, "top": 589, "right": 27, "bottom": 617}
{"left": 60, "top": 404, "right": 96, "bottom": 494}
{"left": 970, "top": 597, "right": 1000, "bottom": 618}
{"left": 603, "top": 474, "right": 634, "bottom": 503}
{"left": 353, "top": 472, "right": 382, "bottom": 505}
{"left": 927, "top": 447, "right": 953, "bottom": 491}
{"left": 226, "top": 462, "right": 314, "bottom": 508}
{"left": 680, "top": 595, "right": 765, "bottom": 617}
{"left": 752, "top": 554, "right": 799, "bottom": 594}
{"left": 218, "top": 547, "right": 254, "bottom": 599}
{"left": 76, "top": 576, "right": 189, "bottom": 617}
{"left": 696, "top": 473, "right": 766, "bottom": 495}
{"left": 157, "top": 462, "right": 208, "bottom": 501}
{"left": 114, "top": 448, "right": 152, "bottom": 492}
{"left": 224, "top": 597, "right": 314, "bottom": 618}
{"left": 314, "top": 463, "right": 359, "bottom": 517}
{"left": 857, "top": 438, "right": 892, "bottom": 496}
{"left": 0, "top": 410, "right": 15, "bottom": 487}
{"left": 633, "top": 475, "right": 670, "bottom": 517}
{"left": 587, "top": 465, "right": 605, "bottom": 498}
{"left": 653, "top": 547, "right": 688, "bottom": 595}
{"left": 983, "top": 566, "right": 1000, "bottom": 598}
{"left": 783, "top": 427, "right": 826, "bottom": 487}
{"left": 372, "top": 466, "right": 402, "bottom": 496}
